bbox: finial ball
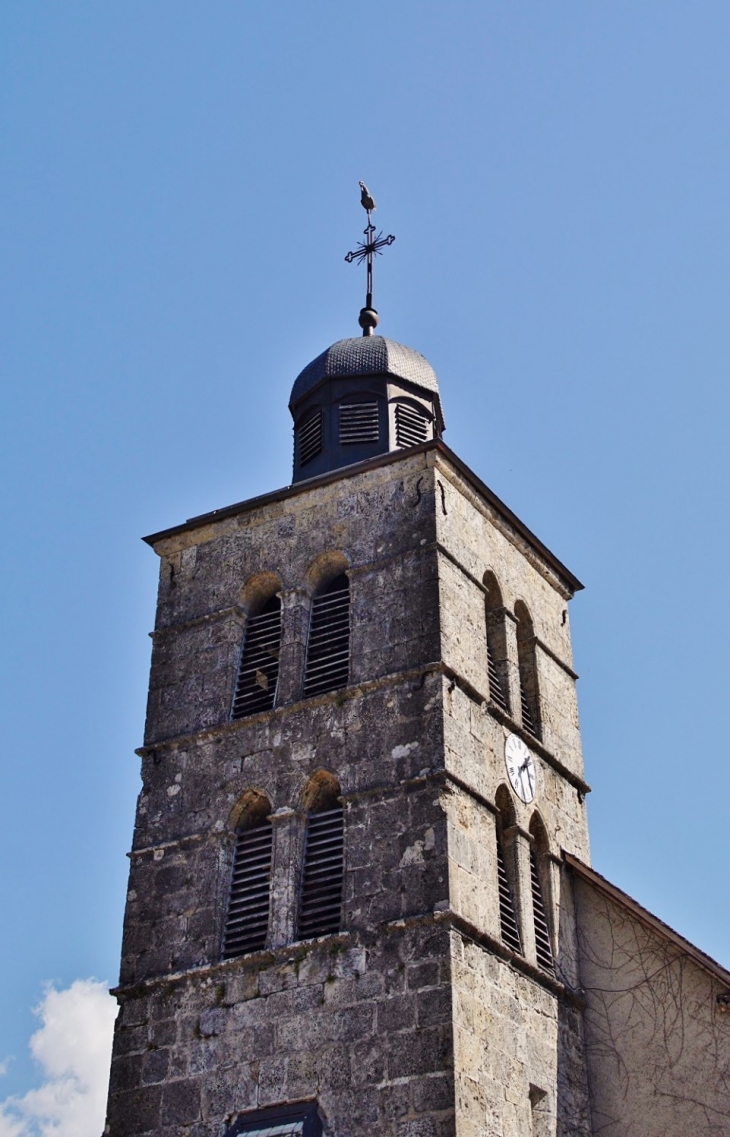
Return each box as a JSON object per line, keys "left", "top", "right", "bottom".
{"left": 358, "top": 307, "right": 379, "bottom": 336}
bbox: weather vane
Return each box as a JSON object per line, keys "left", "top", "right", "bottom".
{"left": 345, "top": 181, "right": 396, "bottom": 336}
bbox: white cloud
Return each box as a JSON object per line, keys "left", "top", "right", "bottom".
{"left": 0, "top": 980, "right": 117, "bottom": 1137}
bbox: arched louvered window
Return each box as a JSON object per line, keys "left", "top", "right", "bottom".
{"left": 297, "top": 409, "right": 324, "bottom": 468}
{"left": 394, "top": 401, "right": 430, "bottom": 448}
{"left": 303, "top": 574, "right": 350, "bottom": 697}
{"left": 515, "top": 601, "right": 541, "bottom": 739}
{"left": 222, "top": 796, "right": 273, "bottom": 959}
{"left": 231, "top": 595, "right": 281, "bottom": 719}
{"left": 529, "top": 816, "right": 554, "bottom": 973}
{"left": 484, "top": 572, "right": 510, "bottom": 713}
{"left": 297, "top": 778, "right": 344, "bottom": 941}
{"left": 495, "top": 787, "right": 522, "bottom": 954}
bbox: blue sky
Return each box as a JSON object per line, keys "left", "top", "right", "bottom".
{"left": 1, "top": 2, "right": 729, "bottom": 1121}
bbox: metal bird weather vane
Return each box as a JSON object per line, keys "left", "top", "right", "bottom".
{"left": 345, "top": 181, "right": 395, "bottom": 335}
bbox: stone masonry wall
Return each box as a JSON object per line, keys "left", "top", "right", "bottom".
{"left": 145, "top": 453, "right": 441, "bottom": 746}
{"left": 107, "top": 444, "right": 593, "bottom": 1137}
{"left": 107, "top": 924, "right": 454, "bottom": 1137}
{"left": 433, "top": 455, "right": 584, "bottom": 785}
{"left": 120, "top": 681, "right": 447, "bottom": 986}
{"left": 450, "top": 931, "right": 592, "bottom": 1137}
{"left": 108, "top": 452, "right": 462, "bottom": 1135}
{"left": 429, "top": 453, "right": 593, "bottom": 1136}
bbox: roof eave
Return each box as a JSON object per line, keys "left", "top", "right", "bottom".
{"left": 564, "top": 852, "right": 730, "bottom": 987}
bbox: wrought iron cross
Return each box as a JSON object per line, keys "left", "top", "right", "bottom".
{"left": 345, "top": 181, "right": 395, "bottom": 335}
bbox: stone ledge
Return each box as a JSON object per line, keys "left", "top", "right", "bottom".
{"left": 111, "top": 914, "right": 449, "bottom": 1002}
{"left": 137, "top": 662, "right": 445, "bottom": 756}
{"left": 435, "top": 909, "right": 586, "bottom": 1008}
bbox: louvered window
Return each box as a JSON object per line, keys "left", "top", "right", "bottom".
{"left": 297, "top": 410, "right": 324, "bottom": 467}
{"left": 303, "top": 574, "right": 350, "bottom": 697}
{"left": 297, "top": 805, "right": 344, "bottom": 940}
{"left": 497, "top": 835, "right": 522, "bottom": 954}
{"left": 339, "top": 402, "right": 379, "bottom": 445}
{"left": 519, "top": 669, "right": 541, "bottom": 739}
{"left": 225, "top": 1102, "right": 322, "bottom": 1137}
{"left": 222, "top": 819, "right": 273, "bottom": 958}
{"left": 487, "top": 639, "right": 508, "bottom": 711}
{"left": 520, "top": 682, "right": 537, "bottom": 736}
{"left": 515, "top": 602, "right": 541, "bottom": 739}
{"left": 231, "top": 596, "right": 281, "bottom": 719}
{"left": 531, "top": 848, "right": 554, "bottom": 972}
{"left": 395, "top": 402, "right": 429, "bottom": 448}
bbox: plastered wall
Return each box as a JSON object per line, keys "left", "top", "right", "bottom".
{"left": 575, "top": 875, "right": 730, "bottom": 1137}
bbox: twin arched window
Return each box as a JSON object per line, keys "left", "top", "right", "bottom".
{"left": 222, "top": 777, "right": 345, "bottom": 960}
{"left": 232, "top": 572, "right": 351, "bottom": 721}
{"left": 484, "top": 574, "right": 541, "bottom": 740}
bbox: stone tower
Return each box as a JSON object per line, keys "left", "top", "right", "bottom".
{"left": 104, "top": 326, "right": 597, "bottom": 1137}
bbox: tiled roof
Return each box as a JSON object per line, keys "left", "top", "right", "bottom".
{"left": 290, "top": 335, "right": 440, "bottom": 408}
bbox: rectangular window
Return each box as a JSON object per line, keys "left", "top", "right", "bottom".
{"left": 226, "top": 1102, "right": 322, "bottom": 1137}
{"left": 395, "top": 402, "right": 429, "bottom": 448}
{"left": 297, "top": 411, "right": 324, "bottom": 467}
{"left": 339, "top": 402, "right": 379, "bottom": 444}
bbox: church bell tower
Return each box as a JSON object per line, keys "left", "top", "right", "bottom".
{"left": 105, "top": 189, "right": 595, "bottom": 1137}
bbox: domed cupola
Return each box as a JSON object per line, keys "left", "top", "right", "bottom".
{"left": 289, "top": 182, "right": 445, "bottom": 481}
{"left": 289, "top": 334, "right": 444, "bottom": 482}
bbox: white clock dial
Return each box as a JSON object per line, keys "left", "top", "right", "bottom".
{"left": 504, "top": 733, "right": 536, "bottom": 804}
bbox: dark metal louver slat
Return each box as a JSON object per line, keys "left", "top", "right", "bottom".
{"left": 487, "top": 640, "right": 508, "bottom": 711}
{"left": 497, "top": 836, "right": 522, "bottom": 954}
{"left": 297, "top": 807, "right": 344, "bottom": 940}
{"left": 531, "top": 849, "right": 554, "bottom": 972}
{"left": 339, "top": 402, "right": 380, "bottom": 444}
{"left": 303, "top": 580, "right": 350, "bottom": 697}
{"left": 232, "top": 601, "right": 281, "bottom": 719}
{"left": 297, "top": 410, "right": 324, "bottom": 467}
{"left": 223, "top": 823, "right": 273, "bottom": 958}
{"left": 395, "top": 403, "right": 429, "bottom": 448}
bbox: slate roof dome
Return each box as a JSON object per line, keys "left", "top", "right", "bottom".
{"left": 290, "top": 335, "right": 442, "bottom": 419}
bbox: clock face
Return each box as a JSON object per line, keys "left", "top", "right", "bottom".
{"left": 504, "top": 734, "right": 536, "bottom": 804}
